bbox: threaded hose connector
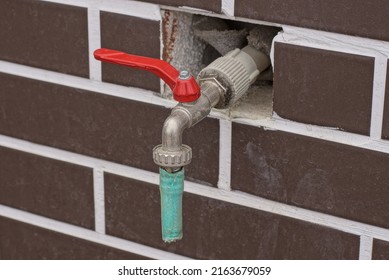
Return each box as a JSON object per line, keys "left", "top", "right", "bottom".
{"left": 153, "top": 144, "right": 192, "bottom": 168}
{"left": 198, "top": 46, "right": 269, "bottom": 108}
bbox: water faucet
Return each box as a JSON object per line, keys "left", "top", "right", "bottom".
{"left": 94, "top": 45, "right": 270, "bottom": 242}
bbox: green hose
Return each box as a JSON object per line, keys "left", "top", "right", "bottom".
{"left": 159, "top": 167, "right": 184, "bottom": 242}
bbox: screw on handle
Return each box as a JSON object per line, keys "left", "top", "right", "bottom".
{"left": 94, "top": 48, "right": 201, "bottom": 103}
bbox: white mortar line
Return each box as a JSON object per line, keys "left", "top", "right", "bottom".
{"left": 39, "top": 0, "right": 90, "bottom": 7}
{"left": 98, "top": 0, "right": 161, "bottom": 20}
{"left": 221, "top": 0, "right": 234, "bottom": 17}
{"left": 2, "top": 55, "right": 389, "bottom": 151}
{"left": 93, "top": 168, "right": 106, "bottom": 234}
{"left": 160, "top": 5, "right": 282, "bottom": 28}
{"left": 370, "top": 57, "right": 388, "bottom": 139}
{"left": 363, "top": 139, "right": 389, "bottom": 154}
{"left": 0, "top": 60, "right": 174, "bottom": 109}
{"left": 88, "top": 6, "right": 101, "bottom": 82}
{"left": 217, "top": 119, "right": 232, "bottom": 190}
{"left": 0, "top": 134, "right": 159, "bottom": 186}
{"left": 277, "top": 26, "right": 389, "bottom": 57}
{"left": 0, "top": 205, "right": 190, "bottom": 260}
{"left": 0, "top": 59, "right": 222, "bottom": 120}
{"left": 1, "top": 134, "right": 389, "bottom": 242}
{"left": 39, "top": 0, "right": 161, "bottom": 20}
{"left": 238, "top": 115, "right": 389, "bottom": 156}
{"left": 183, "top": 181, "right": 389, "bottom": 243}
{"left": 3, "top": 59, "right": 389, "bottom": 153}
{"left": 359, "top": 236, "right": 373, "bottom": 260}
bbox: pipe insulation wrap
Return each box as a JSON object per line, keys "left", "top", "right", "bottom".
{"left": 159, "top": 167, "right": 184, "bottom": 243}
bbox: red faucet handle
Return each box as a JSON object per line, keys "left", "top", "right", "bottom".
{"left": 93, "top": 48, "right": 200, "bottom": 103}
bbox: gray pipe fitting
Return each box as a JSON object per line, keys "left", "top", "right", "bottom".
{"left": 198, "top": 46, "right": 270, "bottom": 108}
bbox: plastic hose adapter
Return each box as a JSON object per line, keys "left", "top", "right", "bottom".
{"left": 198, "top": 46, "right": 268, "bottom": 107}
{"left": 159, "top": 167, "right": 184, "bottom": 242}
{"left": 94, "top": 48, "right": 200, "bottom": 103}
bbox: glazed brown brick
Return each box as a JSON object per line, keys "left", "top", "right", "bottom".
{"left": 372, "top": 239, "right": 389, "bottom": 260}
{"left": 274, "top": 43, "right": 374, "bottom": 135}
{"left": 137, "top": 0, "right": 221, "bottom": 13}
{"left": 0, "top": 73, "right": 219, "bottom": 186}
{"left": 105, "top": 173, "right": 359, "bottom": 259}
{"left": 0, "top": 217, "right": 148, "bottom": 260}
{"left": 0, "top": 147, "right": 94, "bottom": 229}
{"left": 0, "top": 0, "right": 88, "bottom": 77}
{"left": 381, "top": 61, "right": 389, "bottom": 139}
{"left": 235, "top": 0, "right": 389, "bottom": 41}
{"left": 100, "top": 12, "right": 160, "bottom": 92}
{"left": 231, "top": 123, "right": 389, "bottom": 229}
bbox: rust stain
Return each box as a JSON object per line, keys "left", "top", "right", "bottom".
{"left": 162, "top": 10, "right": 178, "bottom": 63}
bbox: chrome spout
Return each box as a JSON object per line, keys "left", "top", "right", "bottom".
{"left": 153, "top": 80, "right": 225, "bottom": 169}
{"left": 161, "top": 110, "right": 190, "bottom": 153}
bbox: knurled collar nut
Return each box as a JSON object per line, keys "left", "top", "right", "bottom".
{"left": 153, "top": 144, "right": 192, "bottom": 168}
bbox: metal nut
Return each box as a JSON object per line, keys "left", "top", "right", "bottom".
{"left": 153, "top": 144, "right": 192, "bottom": 167}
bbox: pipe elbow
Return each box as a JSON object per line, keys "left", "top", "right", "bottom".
{"left": 162, "top": 110, "right": 190, "bottom": 151}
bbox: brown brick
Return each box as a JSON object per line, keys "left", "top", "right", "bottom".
{"left": 235, "top": 0, "right": 389, "bottom": 41}
{"left": 137, "top": 0, "right": 221, "bottom": 13}
{"left": 274, "top": 43, "right": 374, "bottom": 135}
{"left": 0, "top": 147, "right": 94, "bottom": 229}
{"left": 372, "top": 239, "right": 389, "bottom": 260}
{"left": 0, "top": 73, "right": 219, "bottom": 186}
{"left": 0, "top": 217, "right": 147, "bottom": 260}
{"left": 100, "top": 12, "right": 160, "bottom": 92}
{"left": 105, "top": 173, "right": 359, "bottom": 259}
{"left": 381, "top": 61, "right": 389, "bottom": 140}
{"left": 231, "top": 123, "right": 389, "bottom": 229}
{"left": 0, "top": 0, "right": 88, "bottom": 77}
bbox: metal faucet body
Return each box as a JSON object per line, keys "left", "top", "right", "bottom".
{"left": 153, "top": 80, "right": 226, "bottom": 169}
{"left": 153, "top": 46, "right": 270, "bottom": 242}
{"left": 94, "top": 45, "right": 270, "bottom": 243}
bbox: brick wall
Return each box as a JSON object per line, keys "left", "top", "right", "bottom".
{"left": 0, "top": 0, "right": 389, "bottom": 260}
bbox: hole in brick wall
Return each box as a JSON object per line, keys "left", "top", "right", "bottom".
{"left": 161, "top": 10, "right": 282, "bottom": 120}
